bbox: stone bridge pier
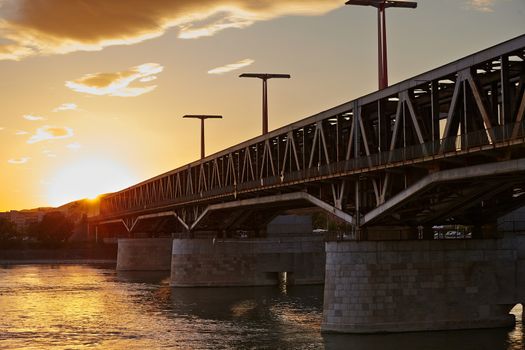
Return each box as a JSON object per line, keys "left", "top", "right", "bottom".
{"left": 322, "top": 233, "right": 525, "bottom": 333}
{"left": 170, "top": 236, "right": 325, "bottom": 287}
{"left": 116, "top": 238, "right": 173, "bottom": 271}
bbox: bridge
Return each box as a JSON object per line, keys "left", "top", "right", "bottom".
{"left": 90, "top": 35, "right": 525, "bottom": 334}
{"left": 92, "top": 35, "right": 525, "bottom": 239}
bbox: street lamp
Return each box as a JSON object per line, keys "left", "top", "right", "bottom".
{"left": 183, "top": 115, "right": 223, "bottom": 159}
{"left": 345, "top": 0, "right": 417, "bottom": 90}
{"left": 239, "top": 73, "right": 291, "bottom": 135}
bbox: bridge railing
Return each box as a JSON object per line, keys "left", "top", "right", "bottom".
{"left": 190, "top": 120, "right": 524, "bottom": 201}
{"left": 278, "top": 120, "right": 525, "bottom": 183}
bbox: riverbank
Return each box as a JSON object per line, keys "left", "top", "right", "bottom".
{"left": 0, "top": 259, "right": 116, "bottom": 265}
{"left": 0, "top": 243, "right": 117, "bottom": 264}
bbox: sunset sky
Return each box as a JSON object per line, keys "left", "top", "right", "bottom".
{"left": 0, "top": 0, "right": 523, "bottom": 211}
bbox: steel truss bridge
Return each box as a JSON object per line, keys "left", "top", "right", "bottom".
{"left": 91, "top": 35, "right": 525, "bottom": 239}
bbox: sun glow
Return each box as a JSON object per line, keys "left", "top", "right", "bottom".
{"left": 46, "top": 157, "right": 137, "bottom": 207}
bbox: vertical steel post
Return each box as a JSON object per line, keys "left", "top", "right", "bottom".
{"left": 345, "top": 1, "right": 417, "bottom": 90}
{"left": 201, "top": 118, "right": 205, "bottom": 159}
{"left": 377, "top": 7, "right": 384, "bottom": 89}
{"left": 183, "top": 115, "right": 223, "bottom": 159}
{"left": 353, "top": 101, "right": 362, "bottom": 239}
{"left": 262, "top": 78, "right": 269, "bottom": 134}
{"left": 500, "top": 55, "right": 511, "bottom": 125}
{"left": 431, "top": 80, "right": 440, "bottom": 143}
{"left": 240, "top": 73, "right": 290, "bottom": 135}
{"left": 381, "top": 4, "right": 388, "bottom": 88}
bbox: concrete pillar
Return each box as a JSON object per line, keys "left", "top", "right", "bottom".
{"left": 116, "top": 238, "right": 173, "bottom": 271}
{"left": 170, "top": 236, "right": 325, "bottom": 287}
{"left": 517, "top": 234, "right": 525, "bottom": 309}
{"left": 472, "top": 223, "right": 499, "bottom": 239}
{"left": 422, "top": 226, "right": 434, "bottom": 240}
{"left": 322, "top": 236, "right": 520, "bottom": 333}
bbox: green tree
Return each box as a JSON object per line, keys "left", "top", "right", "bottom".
{"left": 30, "top": 212, "right": 74, "bottom": 244}
{"left": 0, "top": 218, "right": 18, "bottom": 241}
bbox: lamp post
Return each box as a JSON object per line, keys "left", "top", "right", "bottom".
{"left": 345, "top": 0, "right": 417, "bottom": 90}
{"left": 239, "top": 73, "right": 291, "bottom": 135}
{"left": 183, "top": 115, "right": 223, "bottom": 159}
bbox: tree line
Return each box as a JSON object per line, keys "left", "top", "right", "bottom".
{"left": 0, "top": 211, "right": 74, "bottom": 247}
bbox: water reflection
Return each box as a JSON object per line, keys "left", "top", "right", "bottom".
{"left": 323, "top": 306, "right": 523, "bottom": 350}
{"left": 116, "top": 270, "right": 170, "bottom": 284}
{"left": 324, "top": 328, "right": 510, "bottom": 350}
{"left": 0, "top": 265, "right": 523, "bottom": 349}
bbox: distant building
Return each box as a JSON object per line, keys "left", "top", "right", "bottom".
{"left": 0, "top": 208, "right": 52, "bottom": 232}
{"left": 0, "top": 196, "right": 103, "bottom": 241}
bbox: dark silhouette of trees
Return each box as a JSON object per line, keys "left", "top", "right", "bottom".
{"left": 28, "top": 211, "right": 74, "bottom": 244}
{"left": 0, "top": 218, "right": 18, "bottom": 241}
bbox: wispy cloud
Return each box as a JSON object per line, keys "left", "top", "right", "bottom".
{"left": 8, "top": 157, "right": 30, "bottom": 164}
{"left": 65, "top": 63, "right": 163, "bottom": 97}
{"left": 67, "top": 142, "right": 82, "bottom": 150}
{"left": 15, "top": 130, "right": 28, "bottom": 135}
{"left": 53, "top": 103, "right": 78, "bottom": 112}
{"left": 27, "top": 125, "right": 74, "bottom": 144}
{"left": 0, "top": 1, "right": 341, "bottom": 60}
{"left": 0, "top": 127, "right": 4, "bottom": 131}
{"left": 208, "top": 58, "right": 255, "bottom": 75}
{"left": 139, "top": 76, "right": 157, "bottom": 83}
{"left": 466, "top": 0, "right": 496, "bottom": 12}
{"left": 23, "top": 114, "right": 45, "bottom": 121}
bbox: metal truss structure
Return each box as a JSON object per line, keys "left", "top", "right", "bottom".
{"left": 92, "top": 35, "right": 525, "bottom": 239}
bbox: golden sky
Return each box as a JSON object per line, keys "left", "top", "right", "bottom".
{"left": 0, "top": 0, "right": 524, "bottom": 210}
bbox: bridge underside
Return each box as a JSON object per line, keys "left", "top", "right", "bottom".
{"left": 190, "top": 192, "right": 353, "bottom": 233}
{"left": 364, "top": 158, "right": 525, "bottom": 227}
{"left": 190, "top": 158, "right": 525, "bottom": 234}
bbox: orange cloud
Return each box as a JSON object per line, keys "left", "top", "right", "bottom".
{"left": 467, "top": 0, "right": 496, "bottom": 12}
{"left": 27, "top": 125, "right": 74, "bottom": 144}
{"left": 0, "top": 0, "right": 341, "bottom": 60}
{"left": 65, "top": 63, "right": 163, "bottom": 97}
{"left": 208, "top": 58, "right": 254, "bottom": 75}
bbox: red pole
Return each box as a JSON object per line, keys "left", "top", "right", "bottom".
{"left": 381, "top": 4, "right": 388, "bottom": 88}
{"left": 346, "top": 1, "right": 416, "bottom": 89}
{"left": 377, "top": 7, "right": 383, "bottom": 90}
{"left": 200, "top": 117, "right": 205, "bottom": 159}
{"left": 262, "top": 78, "right": 269, "bottom": 134}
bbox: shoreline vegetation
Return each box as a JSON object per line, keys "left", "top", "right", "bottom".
{"left": 0, "top": 242, "right": 117, "bottom": 265}
{"left": 1, "top": 210, "right": 117, "bottom": 265}
{"left": 0, "top": 259, "right": 116, "bottom": 265}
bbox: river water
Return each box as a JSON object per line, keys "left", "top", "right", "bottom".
{"left": 0, "top": 264, "right": 523, "bottom": 350}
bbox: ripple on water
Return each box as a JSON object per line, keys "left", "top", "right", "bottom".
{"left": 0, "top": 265, "right": 523, "bottom": 349}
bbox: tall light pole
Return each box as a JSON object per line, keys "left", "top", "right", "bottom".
{"left": 345, "top": 0, "right": 417, "bottom": 90}
{"left": 183, "top": 115, "right": 223, "bottom": 159}
{"left": 239, "top": 73, "right": 291, "bottom": 135}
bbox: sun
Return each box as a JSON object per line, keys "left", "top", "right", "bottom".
{"left": 46, "top": 157, "right": 137, "bottom": 207}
